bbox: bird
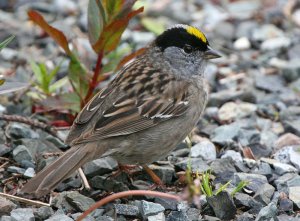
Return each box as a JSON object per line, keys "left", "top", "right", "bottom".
{"left": 21, "top": 24, "right": 221, "bottom": 198}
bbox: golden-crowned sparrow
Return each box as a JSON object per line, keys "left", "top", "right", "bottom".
{"left": 21, "top": 24, "right": 221, "bottom": 197}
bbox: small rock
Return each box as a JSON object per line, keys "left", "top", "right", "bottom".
{"left": 221, "top": 150, "right": 243, "bottom": 162}
{"left": 154, "top": 197, "right": 178, "bottom": 210}
{"left": 252, "top": 162, "right": 272, "bottom": 178}
{"left": 233, "top": 173, "right": 268, "bottom": 193}
{"left": 140, "top": 200, "right": 165, "bottom": 219}
{"left": 190, "top": 139, "right": 216, "bottom": 160}
{"left": 278, "top": 197, "right": 293, "bottom": 212}
{"left": 261, "top": 37, "right": 291, "bottom": 51}
{"left": 23, "top": 167, "right": 35, "bottom": 178}
{"left": 34, "top": 206, "right": 54, "bottom": 221}
{"left": 0, "top": 197, "right": 17, "bottom": 216}
{"left": 12, "top": 145, "right": 33, "bottom": 163}
{"left": 234, "top": 37, "right": 251, "bottom": 50}
{"left": 92, "top": 216, "right": 113, "bottom": 221}
{"left": 211, "top": 123, "right": 240, "bottom": 146}
{"left": 207, "top": 191, "right": 236, "bottom": 220}
{"left": 166, "top": 211, "right": 189, "bottom": 221}
{"left": 273, "top": 162, "right": 298, "bottom": 175}
{"left": 289, "top": 186, "right": 300, "bottom": 208}
{"left": 90, "top": 175, "right": 129, "bottom": 192}
{"left": 65, "top": 191, "right": 95, "bottom": 212}
{"left": 1, "top": 216, "right": 12, "bottom": 221}
{"left": 255, "top": 202, "right": 277, "bottom": 221}
{"left": 45, "top": 214, "right": 73, "bottom": 221}
{"left": 0, "top": 144, "right": 12, "bottom": 156}
{"left": 7, "top": 166, "right": 25, "bottom": 174}
{"left": 253, "top": 183, "right": 275, "bottom": 205}
{"left": 252, "top": 24, "right": 284, "bottom": 41}
{"left": 218, "top": 102, "right": 257, "bottom": 121}
{"left": 186, "top": 208, "right": 201, "bottom": 220}
{"left": 234, "top": 193, "right": 263, "bottom": 214}
{"left": 236, "top": 212, "right": 255, "bottom": 221}
{"left": 7, "top": 123, "right": 39, "bottom": 139}
{"left": 255, "top": 74, "right": 285, "bottom": 92}
{"left": 10, "top": 208, "right": 35, "bottom": 221}
{"left": 71, "top": 213, "right": 94, "bottom": 221}
{"left": 175, "top": 158, "right": 210, "bottom": 173}
{"left": 83, "top": 157, "right": 118, "bottom": 177}
{"left": 148, "top": 212, "right": 165, "bottom": 221}
{"left": 281, "top": 59, "right": 300, "bottom": 82}
{"left": 283, "top": 120, "right": 300, "bottom": 137}
{"left": 114, "top": 204, "right": 139, "bottom": 216}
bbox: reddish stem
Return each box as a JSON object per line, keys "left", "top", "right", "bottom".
{"left": 76, "top": 190, "right": 181, "bottom": 221}
{"left": 83, "top": 51, "right": 104, "bottom": 107}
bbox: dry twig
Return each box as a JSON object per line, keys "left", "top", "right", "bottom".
{"left": 0, "top": 192, "right": 50, "bottom": 207}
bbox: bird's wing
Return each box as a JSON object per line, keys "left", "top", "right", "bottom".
{"left": 65, "top": 59, "right": 190, "bottom": 144}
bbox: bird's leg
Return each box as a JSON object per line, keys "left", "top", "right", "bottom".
{"left": 142, "top": 165, "right": 165, "bottom": 189}
{"left": 111, "top": 163, "right": 140, "bottom": 178}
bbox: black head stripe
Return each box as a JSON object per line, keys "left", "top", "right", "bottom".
{"left": 155, "top": 27, "right": 208, "bottom": 51}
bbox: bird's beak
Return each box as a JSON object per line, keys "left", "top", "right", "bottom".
{"left": 204, "top": 46, "right": 222, "bottom": 60}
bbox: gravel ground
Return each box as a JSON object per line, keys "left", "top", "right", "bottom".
{"left": 1, "top": 0, "right": 300, "bottom": 220}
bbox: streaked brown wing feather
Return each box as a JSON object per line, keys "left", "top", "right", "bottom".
{"left": 66, "top": 57, "right": 190, "bottom": 144}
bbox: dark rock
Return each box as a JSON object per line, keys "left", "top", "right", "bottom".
{"left": 6, "top": 123, "right": 39, "bottom": 139}
{"left": 12, "top": 145, "right": 33, "bottom": 164}
{"left": 114, "top": 204, "right": 139, "bottom": 216}
{"left": 154, "top": 197, "right": 178, "bottom": 210}
{"left": 281, "top": 59, "right": 300, "bottom": 82}
{"left": 10, "top": 208, "right": 35, "bottom": 221}
{"left": 283, "top": 120, "right": 300, "bottom": 137}
{"left": 274, "top": 173, "right": 295, "bottom": 191}
{"left": 20, "top": 160, "right": 36, "bottom": 169}
{"left": 65, "top": 191, "right": 95, "bottom": 212}
{"left": 253, "top": 183, "right": 275, "bottom": 205}
{"left": 71, "top": 213, "right": 95, "bottom": 221}
{"left": 0, "top": 144, "right": 12, "bottom": 156}
{"left": 233, "top": 173, "right": 268, "bottom": 193}
{"left": 252, "top": 162, "right": 273, "bottom": 179}
{"left": 83, "top": 157, "right": 118, "bottom": 177}
{"left": 45, "top": 135, "right": 68, "bottom": 150}
{"left": 56, "top": 176, "right": 82, "bottom": 192}
{"left": 89, "top": 175, "right": 129, "bottom": 192}
{"left": 166, "top": 211, "right": 189, "bottom": 221}
{"left": 7, "top": 166, "right": 25, "bottom": 174}
{"left": 248, "top": 143, "right": 272, "bottom": 159}
{"left": 140, "top": 200, "right": 165, "bottom": 220}
{"left": 278, "top": 197, "right": 293, "bottom": 212}
{"left": 34, "top": 206, "right": 54, "bottom": 221}
{"left": 221, "top": 150, "right": 243, "bottom": 162}
{"left": 51, "top": 192, "right": 77, "bottom": 212}
{"left": 236, "top": 212, "right": 255, "bottom": 221}
{"left": 210, "top": 158, "right": 237, "bottom": 176}
{"left": 207, "top": 191, "right": 236, "bottom": 220}
{"left": 92, "top": 216, "right": 113, "bottom": 221}
{"left": 175, "top": 157, "right": 210, "bottom": 173}
{"left": 0, "top": 197, "right": 17, "bottom": 216}
{"left": 234, "top": 193, "right": 263, "bottom": 214}
{"left": 255, "top": 202, "right": 277, "bottom": 221}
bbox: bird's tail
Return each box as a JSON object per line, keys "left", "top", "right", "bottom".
{"left": 20, "top": 143, "right": 102, "bottom": 198}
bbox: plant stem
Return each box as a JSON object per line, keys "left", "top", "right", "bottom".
{"left": 83, "top": 51, "right": 104, "bottom": 107}
{"left": 76, "top": 190, "right": 181, "bottom": 221}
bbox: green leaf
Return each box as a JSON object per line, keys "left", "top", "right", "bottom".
{"left": 0, "top": 79, "right": 5, "bottom": 86}
{"left": 0, "top": 35, "right": 15, "bottom": 52}
{"left": 88, "top": 0, "right": 106, "bottom": 45}
{"left": 30, "top": 61, "right": 43, "bottom": 86}
{"left": 49, "top": 77, "right": 68, "bottom": 93}
{"left": 102, "top": 0, "right": 123, "bottom": 20}
{"left": 28, "top": 10, "right": 72, "bottom": 56}
{"left": 231, "top": 180, "right": 250, "bottom": 196}
{"left": 215, "top": 180, "right": 231, "bottom": 195}
{"left": 68, "top": 56, "right": 89, "bottom": 101}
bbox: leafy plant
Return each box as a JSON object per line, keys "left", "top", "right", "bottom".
{"left": 0, "top": 35, "right": 15, "bottom": 52}
{"left": 27, "top": 0, "right": 144, "bottom": 115}
{"left": 185, "top": 168, "right": 249, "bottom": 198}
{"left": 30, "top": 61, "right": 67, "bottom": 96}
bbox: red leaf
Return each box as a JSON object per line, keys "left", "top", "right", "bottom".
{"left": 92, "top": 6, "right": 144, "bottom": 53}
{"left": 28, "top": 10, "right": 72, "bottom": 56}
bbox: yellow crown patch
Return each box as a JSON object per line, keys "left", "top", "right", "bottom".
{"left": 186, "top": 26, "right": 207, "bottom": 43}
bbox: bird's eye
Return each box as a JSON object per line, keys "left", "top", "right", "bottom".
{"left": 183, "top": 45, "right": 193, "bottom": 54}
